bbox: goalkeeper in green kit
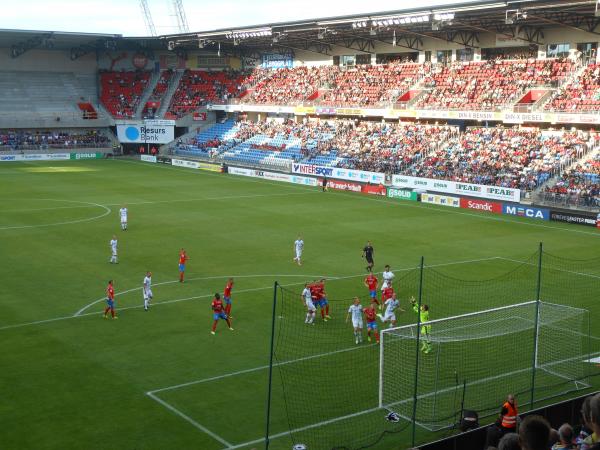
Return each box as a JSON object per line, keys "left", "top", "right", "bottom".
{"left": 411, "top": 297, "right": 432, "bottom": 354}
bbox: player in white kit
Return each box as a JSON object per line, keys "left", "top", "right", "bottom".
{"left": 119, "top": 206, "right": 128, "bottom": 231}
{"left": 378, "top": 293, "right": 404, "bottom": 328}
{"left": 143, "top": 271, "right": 153, "bottom": 311}
{"left": 109, "top": 235, "right": 118, "bottom": 264}
{"left": 346, "top": 297, "right": 364, "bottom": 344}
{"left": 381, "top": 265, "right": 395, "bottom": 290}
{"left": 301, "top": 283, "right": 315, "bottom": 324}
{"left": 293, "top": 236, "right": 304, "bottom": 266}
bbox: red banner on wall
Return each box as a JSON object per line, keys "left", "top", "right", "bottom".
{"left": 460, "top": 198, "right": 502, "bottom": 214}
{"left": 361, "top": 184, "right": 387, "bottom": 196}
{"left": 320, "top": 179, "right": 362, "bottom": 192}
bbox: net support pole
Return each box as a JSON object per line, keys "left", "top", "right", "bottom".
{"left": 530, "top": 242, "right": 543, "bottom": 409}
{"left": 265, "top": 281, "right": 278, "bottom": 450}
{"left": 411, "top": 256, "right": 425, "bottom": 448}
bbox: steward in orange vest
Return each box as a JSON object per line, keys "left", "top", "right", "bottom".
{"left": 500, "top": 394, "right": 518, "bottom": 433}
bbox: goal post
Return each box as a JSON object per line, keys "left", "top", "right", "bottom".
{"left": 379, "top": 301, "right": 590, "bottom": 432}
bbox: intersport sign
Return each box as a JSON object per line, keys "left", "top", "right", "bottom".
{"left": 391, "top": 174, "right": 520, "bottom": 203}
{"left": 460, "top": 198, "right": 502, "bottom": 214}
{"left": 502, "top": 204, "right": 549, "bottom": 221}
{"left": 293, "top": 164, "right": 385, "bottom": 184}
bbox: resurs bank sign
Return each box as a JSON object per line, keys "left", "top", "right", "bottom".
{"left": 117, "top": 122, "right": 174, "bottom": 144}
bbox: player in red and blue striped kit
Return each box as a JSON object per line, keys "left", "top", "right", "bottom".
{"left": 103, "top": 280, "right": 117, "bottom": 319}
{"left": 210, "top": 293, "right": 233, "bottom": 335}
{"left": 223, "top": 278, "right": 234, "bottom": 317}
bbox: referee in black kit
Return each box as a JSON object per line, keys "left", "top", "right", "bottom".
{"left": 322, "top": 176, "right": 328, "bottom": 192}
{"left": 362, "top": 241, "right": 374, "bottom": 272}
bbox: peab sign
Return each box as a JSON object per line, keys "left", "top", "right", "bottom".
{"left": 460, "top": 198, "right": 502, "bottom": 214}
{"left": 392, "top": 174, "right": 520, "bottom": 203}
{"left": 503, "top": 204, "right": 549, "bottom": 221}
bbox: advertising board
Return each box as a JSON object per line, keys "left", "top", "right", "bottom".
{"left": 117, "top": 122, "right": 174, "bottom": 144}
{"left": 140, "top": 155, "right": 157, "bottom": 163}
{"left": 460, "top": 198, "right": 502, "bottom": 214}
{"left": 502, "top": 204, "right": 549, "bottom": 220}
{"left": 387, "top": 187, "right": 418, "bottom": 201}
{"left": 550, "top": 210, "right": 597, "bottom": 227}
{"left": 293, "top": 163, "right": 385, "bottom": 184}
{"left": 392, "top": 174, "right": 520, "bottom": 202}
{"left": 421, "top": 193, "right": 460, "bottom": 207}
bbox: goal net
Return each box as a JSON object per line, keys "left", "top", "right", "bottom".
{"left": 379, "top": 300, "right": 591, "bottom": 432}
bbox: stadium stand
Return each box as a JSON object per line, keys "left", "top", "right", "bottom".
{"left": 545, "top": 63, "right": 600, "bottom": 112}
{"left": 166, "top": 69, "right": 252, "bottom": 118}
{"left": 415, "top": 59, "right": 575, "bottom": 111}
{"left": 318, "top": 62, "right": 423, "bottom": 107}
{"left": 0, "top": 71, "right": 97, "bottom": 114}
{"left": 0, "top": 129, "right": 111, "bottom": 151}
{"left": 100, "top": 70, "right": 151, "bottom": 119}
{"left": 544, "top": 152, "right": 600, "bottom": 206}
{"left": 406, "top": 127, "right": 590, "bottom": 190}
{"left": 177, "top": 119, "right": 592, "bottom": 191}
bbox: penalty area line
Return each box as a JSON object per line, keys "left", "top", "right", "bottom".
{"left": 146, "top": 392, "right": 233, "bottom": 448}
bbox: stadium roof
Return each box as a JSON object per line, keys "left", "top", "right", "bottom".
{"left": 1, "top": 0, "right": 599, "bottom": 60}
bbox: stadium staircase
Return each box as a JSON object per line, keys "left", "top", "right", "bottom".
{"left": 158, "top": 70, "right": 184, "bottom": 119}
{"left": 135, "top": 70, "right": 162, "bottom": 119}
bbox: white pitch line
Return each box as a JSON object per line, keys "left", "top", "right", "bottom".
{"left": 146, "top": 392, "right": 233, "bottom": 448}
{"left": 0, "top": 256, "right": 503, "bottom": 332}
{"left": 0, "top": 198, "right": 111, "bottom": 230}
{"left": 225, "top": 350, "right": 600, "bottom": 450}
{"left": 148, "top": 343, "right": 377, "bottom": 394}
{"left": 498, "top": 256, "right": 600, "bottom": 281}
{"left": 74, "top": 273, "right": 330, "bottom": 317}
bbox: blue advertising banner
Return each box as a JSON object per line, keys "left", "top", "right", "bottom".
{"left": 502, "top": 204, "right": 549, "bottom": 221}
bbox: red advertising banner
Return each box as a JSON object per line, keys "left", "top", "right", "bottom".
{"left": 460, "top": 198, "right": 502, "bottom": 214}
{"left": 361, "top": 184, "right": 387, "bottom": 196}
{"left": 321, "top": 179, "right": 362, "bottom": 192}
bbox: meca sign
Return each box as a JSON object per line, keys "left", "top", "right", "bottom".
{"left": 503, "top": 204, "right": 549, "bottom": 221}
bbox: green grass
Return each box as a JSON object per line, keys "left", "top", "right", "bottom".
{"left": 0, "top": 158, "right": 599, "bottom": 450}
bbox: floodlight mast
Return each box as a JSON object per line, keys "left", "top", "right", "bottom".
{"left": 172, "top": 0, "right": 190, "bottom": 34}
{"left": 139, "top": 0, "right": 157, "bottom": 36}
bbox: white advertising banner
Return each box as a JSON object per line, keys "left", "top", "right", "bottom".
{"left": 229, "top": 167, "right": 318, "bottom": 187}
{"left": 171, "top": 158, "right": 199, "bottom": 169}
{"left": 117, "top": 122, "right": 174, "bottom": 144}
{"left": 391, "top": 174, "right": 520, "bottom": 202}
{"left": 0, "top": 153, "right": 70, "bottom": 162}
{"left": 292, "top": 163, "right": 385, "bottom": 185}
{"left": 140, "top": 155, "right": 157, "bottom": 163}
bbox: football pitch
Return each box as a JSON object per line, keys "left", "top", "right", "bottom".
{"left": 1, "top": 158, "right": 599, "bottom": 450}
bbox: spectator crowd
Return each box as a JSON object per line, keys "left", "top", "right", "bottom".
{"left": 0, "top": 129, "right": 110, "bottom": 150}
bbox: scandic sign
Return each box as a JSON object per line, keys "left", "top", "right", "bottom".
{"left": 460, "top": 198, "right": 502, "bottom": 214}
{"left": 391, "top": 174, "right": 520, "bottom": 203}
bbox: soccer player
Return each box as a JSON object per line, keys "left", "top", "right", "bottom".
{"left": 293, "top": 236, "right": 304, "bottom": 266}
{"left": 378, "top": 292, "right": 404, "bottom": 328}
{"left": 364, "top": 272, "right": 379, "bottom": 306}
{"left": 345, "top": 297, "right": 363, "bottom": 344}
{"left": 119, "top": 205, "right": 128, "bottom": 231}
{"left": 178, "top": 248, "right": 188, "bottom": 283}
{"left": 211, "top": 293, "right": 233, "bottom": 335}
{"left": 381, "top": 284, "right": 395, "bottom": 311}
{"left": 322, "top": 176, "right": 328, "bottom": 192}
{"left": 363, "top": 302, "right": 379, "bottom": 344}
{"left": 411, "top": 297, "right": 432, "bottom": 353}
{"left": 317, "top": 278, "right": 331, "bottom": 320}
{"left": 109, "top": 235, "right": 118, "bottom": 264}
{"left": 143, "top": 271, "right": 153, "bottom": 311}
{"left": 301, "top": 283, "right": 316, "bottom": 324}
{"left": 362, "top": 241, "right": 374, "bottom": 272}
{"left": 223, "top": 278, "right": 234, "bottom": 317}
{"left": 103, "top": 280, "right": 117, "bottom": 319}
{"left": 382, "top": 265, "right": 395, "bottom": 290}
